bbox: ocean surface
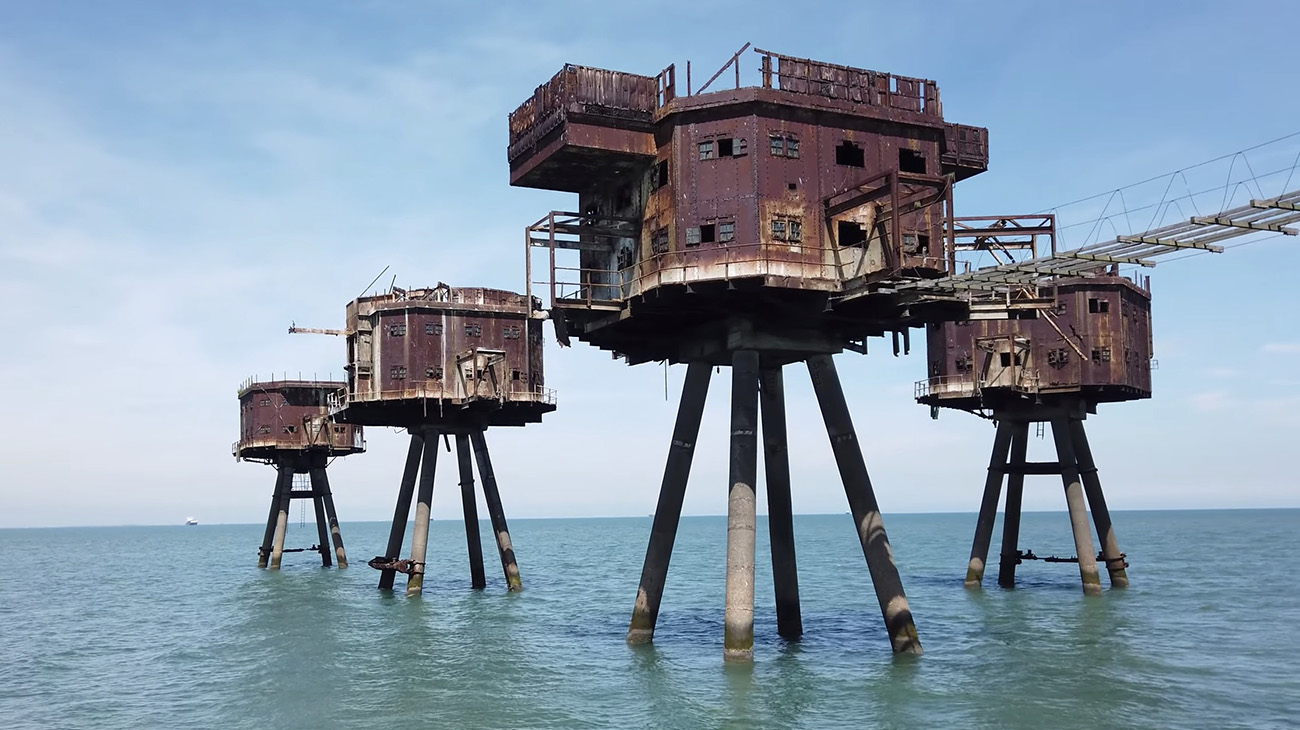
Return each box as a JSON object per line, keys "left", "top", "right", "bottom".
{"left": 2, "top": 510, "right": 1297, "bottom": 729}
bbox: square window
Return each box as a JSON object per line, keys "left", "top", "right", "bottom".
{"left": 785, "top": 137, "right": 799, "bottom": 158}
{"left": 700, "top": 224, "right": 716, "bottom": 243}
{"left": 388, "top": 322, "right": 406, "bottom": 336}
{"left": 260, "top": 398, "right": 270, "bottom": 407}
{"left": 770, "top": 136, "right": 784, "bottom": 156}
{"left": 425, "top": 322, "right": 442, "bottom": 335}
{"left": 788, "top": 220, "right": 802, "bottom": 242}
{"left": 426, "top": 366, "right": 443, "bottom": 379}
{"left": 698, "top": 141, "right": 714, "bottom": 160}
{"left": 719, "top": 221, "right": 735, "bottom": 242}
{"left": 685, "top": 227, "right": 701, "bottom": 247}
{"left": 771, "top": 219, "right": 787, "bottom": 240}
{"left": 717, "top": 138, "right": 734, "bottom": 157}
{"left": 835, "top": 141, "right": 865, "bottom": 167}
{"left": 899, "top": 148, "right": 926, "bottom": 174}
{"left": 651, "top": 227, "right": 669, "bottom": 254}
{"left": 735, "top": 138, "right": 747, "bottom": 155}
{"left": 512, "top": 370, "right": 521, "bottom": 381}
{"left": 1088, "top": 298, "right": 1110, "bottom": 314}
{"left": 465, "top": 323, "right": 482, "bottom": 336}
{"left": 652, "top": 160, "right": 669, "bottom": 189}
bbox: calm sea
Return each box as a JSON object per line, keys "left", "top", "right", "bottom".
{"left": 2, "top": 510, "right": 1297, "bottom": 729}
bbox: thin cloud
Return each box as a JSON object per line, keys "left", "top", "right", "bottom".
{"left": 1261, "top": 343, "right": 1300, "bottom": 354}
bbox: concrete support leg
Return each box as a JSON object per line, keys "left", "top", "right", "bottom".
{"left": 760, "top": 365, "right": 802, "bottom": 639}
{"left": 269, "top": 467, "right": 294, "bottom": 571}
{"left": 312, "top": 493, "right": 331, "bottom": 567}
{"left": 807, "top": 354, "right": 921, "bottom": 655}
{"left": 314, "top": 467, "right": 348, "bottom": 568}
{"left": 457, "top": 433, "right": 486, "bottom": 590}
{"left": 407, "top": 428, "right": 439, "bottom": 597}
{"left": 627, "top": 362, "right": 713, "bottom": 645}
{"left": 966, "top": 421, "right": 1015, "bottom": 588}
{"left": 470, "top": 430, "right": 522, "bottom": 591}
{"left": 1069, "top": 419, "right": 1129, "bottom": 588}
{"left": 1050, "top": 418, "right": 1103, "bottom": 596}
{"left": 997, "top": 423, "right": 1029, "bottom": 588}
{"left": 724, "top": 351, "right": 760, "bottom": 662}
{"left": 258, "top": 467, "right": 291, "bottom": 568}
{"left": 379, "top": 433, "right": 425, "bottom": 591}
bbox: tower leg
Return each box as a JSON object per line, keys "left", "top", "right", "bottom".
{"left": 724, "top": 350, "right": 760, "bottom": 662}
{"left": 627, "top": 362, "right": 712, "bottom": 644}
{"left": 997, "top": 422, "right": 1030, "bottom": 588}
{"left": 379, "top": 432, "right": 425, "bottom": 591}
{"left": 1050, "top": 417, "right": 1102, "bottom": 595}
{"left": 470, "top": 430, "right": 522, "bottom": 591}
{"left": 269, "top": 466, "right": 294, "bottom": 571}
{"left": 313, "top": 466, "right": 348, "bottom": 568}
{"left": 456, "top": 433, "right": 486, "bottom": 589}
{"left": 760, "top": 365, "right": 802, "bottom": 639}
{"left": 1069, "top": 419, "right": 1129, "bottom": 588}
{"left": 258, "top": 466, "right": 291, "bottom": 568}
{"left": 966, "top": 421, "right": 1015, "bottom": 588}
{"left": 807, "top": 354, "right": 921, "bottom": 655}
{"left": 312, "top": 493, "right": 331, "bottom": 567}
{"left": 406, "top": 428, "right": 439, "bottom": 597}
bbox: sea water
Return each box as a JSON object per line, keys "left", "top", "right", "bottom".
{"left": 1, "top": 510, "right": 1297, "bottom": 729}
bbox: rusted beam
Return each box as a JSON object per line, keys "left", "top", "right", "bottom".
{"left": 269, "top": 466, "right": 294, "bottom": 570}
{"left": 1049, "top": 418, "right": 1102, "bottom": 595}
{"left": 258, "top": 466, "right": 290, "bottom": 568}
{"left": 724, "top": 351, "right": 760, "bottom": 662}
{"left": 627, "top": 362, "right": 712, "bottom": 644}
{"left": 312, "top": 493, "right": 331, "bottom": 567}
{"left": 471, "top": 429, "right": 522, "bottom": 591}
{"left": 314, "top": 467, "right": 348, "bottom": 568}
{"left": 997, "top": 422, "right": 1030, "bottom": 588}
{"left": 695, "top": 42, "right": 752, "bottom": 95}
{"left": 456, "top": 433, "right": 486, "bottom": 589}
{"left": 966, "top": 420, "right": 1014, "bottom": 588}
{"left": 760, "top": 366, "right": 802, "bottom": 639}
{"left": 379, "top": 433, "right": 424, "bottom": 591}
{"left": 1069, "top": 419, "right": 1129, "bottom": 588}
{"left": 807, "top": 354, "right": 921, "bottom": 654}
{"left": 406, "top": 427, "right": 439, "bottom": 597}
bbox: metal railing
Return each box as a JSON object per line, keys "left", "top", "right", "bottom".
{"left": 915, "top": 370, "right": 1042, "bottom": 400}
{"left": 328, "top": 384, "right": 556, "bottom": 415}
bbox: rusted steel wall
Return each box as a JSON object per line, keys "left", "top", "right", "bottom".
{"left": 236, "top": 381, "right": 362, "bottom": 455}
{"left": 345, "top": 286, "right": 546, "bottom": 408}
{"left": 925, "top": 276, "right": 1153, "bottom": 405}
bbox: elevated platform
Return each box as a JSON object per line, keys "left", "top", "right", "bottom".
{"left": 337, "top": 284, "right": 557, "bottom": 429}
{"left": 917, "top": 275, "right": 1153, "bottom": 413}
{"left": 234, "top": 378, "right": 365, "bottom": 462}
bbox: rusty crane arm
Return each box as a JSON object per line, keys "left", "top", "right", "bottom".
{"left": 289, "top": 322, "right": 343, "bottom": 336}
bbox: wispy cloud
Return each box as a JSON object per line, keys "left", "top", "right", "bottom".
{"left": 1262, "top": 343, "right": 1300, "bottom": 354}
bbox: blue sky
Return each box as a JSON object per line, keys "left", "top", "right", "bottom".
{"left": 1, "top": 1, "right": 1297, "bottom": 528}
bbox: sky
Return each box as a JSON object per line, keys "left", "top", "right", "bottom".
{"left": 1, "top": 0, "right": 1298, "bottom": 528}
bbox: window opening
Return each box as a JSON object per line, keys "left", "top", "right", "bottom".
{"left": 390, "top": 366, "right": 407, "bottom": 379}
{"left": 700, "top": 224, "right": 716, "bottom": 243}
{"left": 837, "top": 220, "right": 867, "bottom": 247}
{"left": 651, "top": 227, "right": 669, "bottom": 254}
{"left": 770, "top": 135, "right": 784, "bottom": 156}
{"left": 652, "top": 160, "right": 669, "bottom": 189}
{"left": 835, "top": 141, "right": 865, "bottom": 167}
{"left": 685, "top": 227, "right": 701, "bottom": 247}
{"left": 424, "top": 322, "right": 442, "bottom": 335}
{"left": 387, "top": 322, "right": 406, "bottom": 336}
{"left": 899, "top": 148, "right": 926, "bottom": 174}
{"left": 771, "top": 219, "right": 786, "bottom": 240}
{"left": 1088, "top": 298, "right": 1110, "bottom": 314}
{"left": 698, "top": 141, "right": 714, "bottom": 160}
{"left": 465, "top": 323, "right": 482, "bottom": 337}
{"left": 1092, "top": 348, "right": 1111, "bottom": 363}
{"left": 717, "top": 138, "right": 734, "bottom": 157}
{"left": 719, "top": 221, "right": 735, "bottom": 242}
{"left": 512, "top": 370, "right": 522, "bottom": 381}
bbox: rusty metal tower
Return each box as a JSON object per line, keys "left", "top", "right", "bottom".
{"left": 234, "top": 377, "right": 365, "bottom": 569}
{"left": 320, "top": 284, "right": 556, "bottom": 596}
{"left": 508, "top": 45, "right": 1042, "bottom": 659}
{"left": 911, "top": 190, "right": 1300, "bottom": 594}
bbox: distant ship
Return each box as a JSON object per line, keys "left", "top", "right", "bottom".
{"left": 185, "top": 517, "right": 198, "bottom": 526}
